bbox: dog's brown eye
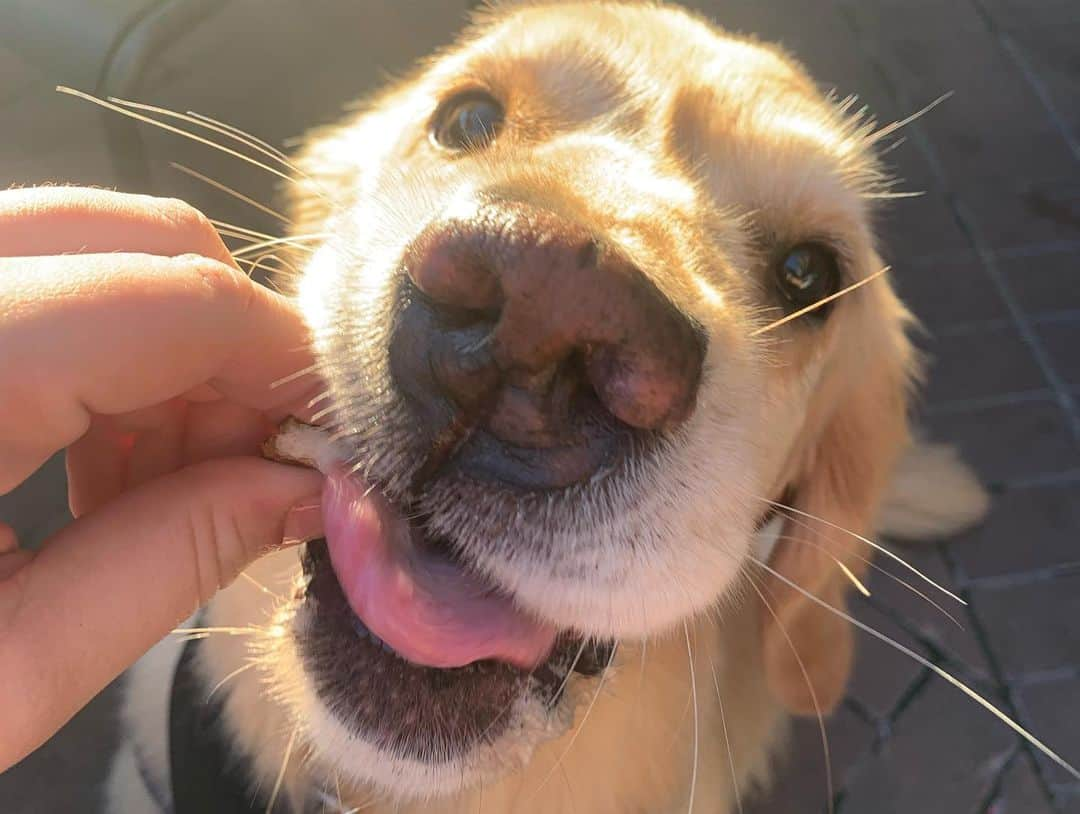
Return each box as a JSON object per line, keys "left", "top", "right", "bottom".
{"left": 774, "top": 243, "right": 841, "bottom": 320}
{"left": 431, "top": 92, "right": 504, "bottom": 152}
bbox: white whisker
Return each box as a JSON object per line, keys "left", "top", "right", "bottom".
{"left": 171, "top": 162, "right": 292, "bottom": 224}
{"left": 549, "top": 640, "right": 589, "bottom": 708}
{"left": 56, "top": 87, "right": 297, "bottom": 186}
{"left": 206, "top": 662, "right": 257, "bottom": 702}
{"left": 628, "top": 636, "right": 651, "bottom": 736}
{"left": 751, "top": 266, "right": 890, "bottom": 336}
{"left": 751, "top": 557, "right": 1080, "bottom": 782}
{"left": 328, "top": 427, "right": 360, "bottom": 444}
{"left": 271, "top": 364, "right": 322, "bottom": 390}
{"left": 756, "top": 495, "right": 967, "bottom": 606}
{"left": 837, "top": 561, "right": 871, "bottom": 597}
{"left": 266, "top": 724, "right": 299, "bottom": 814}
{"left": 683, "top": 622, "right": 699, "bottom": 814}
{"left": 232, "top": 233, "right": 329, "bottom": 259}
{"left": 186, "top": 109, "right": 294, "bottom": 166}
{"left": 171, "top": 626, "right": 263, "bottom": 638}
{"left": 309, "top": 405, "right": 337, "bottom": 423}
{"left": 211, "top": 219, "right": 279, "bottom": 242}
{"left": 239, "top": 570, "right": 286, "bottom": 602}
{"left": 235, "top": 252, "right": 295, "bottom": 279}
{"left": 862, "top": 190, "right": 926, "bottom": 200}
{"left": 747, "top": 574, "right": 835, "bottom": 814}
{"left": 113, "top": 98, "right": 304, "bottom": 175}
{"left": 708, "top": 653, "right": 744, "bottom": 814}
{"left": 528, "top": 644, "right": 618, "bottom": 800}
{"left": 772, "top": 530, "right": 965, "bottom": 628}
{"left": 865, "top": 92, "right": 954, "bottom": 145}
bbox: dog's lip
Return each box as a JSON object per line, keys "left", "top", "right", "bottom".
{"left": 445, "top": 423, "right": 624, "bottom": 491}
{"left": 321, "top": 468, "right": 559, "bottom": 670}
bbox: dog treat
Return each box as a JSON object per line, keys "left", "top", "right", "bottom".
{"left": 261, "top": 417, "right": 344, "bottom": 474}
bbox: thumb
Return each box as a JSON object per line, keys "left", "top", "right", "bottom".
{"left": 0, "top": 457, "right": 323, "bottom": 772}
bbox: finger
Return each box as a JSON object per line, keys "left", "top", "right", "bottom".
{"left": 181, "top": 400, "right": 275, "bottom": 465}
{"left": 0, "top": 549, "right": 35, "bottom": 581}
{"left": 122, "top": 402, "right": 187, "bottom": 492}
{"left": 0, "top": 253, "right": 318, "bottom": 491}
{"left": 67, "top": 401, "right": 274, "bottom": 517}
{"left": 0, "top": 521, "right": 17, "bottom": 553}
{"left": 181, "top": 383, "right": 225, "bottom": 403}
{"left": 0, "top": 457, "right": 324, "bottom": 772}
{"left": 65, "top": 417, "right": 130, "bottom": 518}
{"left": 0, "top": 187, "right": 236, "bottom": 267}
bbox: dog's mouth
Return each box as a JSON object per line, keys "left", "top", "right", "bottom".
{"left": 321, "top": 470, "right": 591, "bottom": 671}
{"left": 297, "top": 468, "right": 614, "bottom": 761}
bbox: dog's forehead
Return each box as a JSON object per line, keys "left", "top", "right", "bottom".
{"left": 429, "top": 4, "right": 879, "bottom": 239}
{"left": 449, "top": 4, "right": 814, "bottom": 122}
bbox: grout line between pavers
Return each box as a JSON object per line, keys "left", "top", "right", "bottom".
{"left": 942, "top": 204, "right": 1080, "bottom": 440}
{"left": 1003, "top": 468, "right": 1080, "bottom": 489}
{"left": 836, "top": 5, "right": 1080, "bottom": 445}
{"left": 833, "top": 8, "right": 1072, "bottom": 804}
{"left": 940, "top": 544, "right": 1065, "bottom": 810}
{"left": 995, "top": 240, "right": 1080, "bottom": 260}
{"left": 968, "top": 0, "right": 1080, "bottom": 164}
{"left": 854, "top": 593, "right": 996, "bottom": 692}
{"left": 884, "top": 665, "right": 936, "bottom": 726}
{"left": 1032, "top": 309, "right": 1080, "bottom": 326}
{"left": 925, "top": 309, "right": 1080, "bottom": 341}
{"left": 970, "top": 744, "right": 1025, "bottom": 814}
{"left": 962, "top": 561, "right": 1080, "bottom": 592}
{"left": 906, "top": 239, "right": 1080, "bottom": 269}
{"left": 922, "top": 388, "right": 1058, "bottom": 415}
{"left": 1049, "top": 781, "right": 1080, "bottom": 798}
{"left": 1010, "top": 666, "right": 1080, "bottom": 688}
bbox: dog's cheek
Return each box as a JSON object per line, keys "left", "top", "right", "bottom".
{"left": 759, "top": 314, "right": 912, "bottom": 715}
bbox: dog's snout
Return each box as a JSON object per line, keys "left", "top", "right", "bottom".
{"left": 399, "top": 203, "right": 704, "bottom": 443}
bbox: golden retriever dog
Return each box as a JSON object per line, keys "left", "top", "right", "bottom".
{"left": 106, "top": 2, "right": 990, "bottom": 812}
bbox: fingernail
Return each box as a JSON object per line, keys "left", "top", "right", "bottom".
{"left": 282, "top": 499, "right": 324, "bottom": 546}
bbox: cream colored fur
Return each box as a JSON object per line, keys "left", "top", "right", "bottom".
{"left": 109, "top": 552, "right": 787, "bottom": 814}
{"left": 879, "top": 442, "right": 991, "bottom": 541}
{"left": 107, "top": 2, "right": 990, "bottom": 812}
{"left": 108, "top": 443, "right": 984, "bottom": 813}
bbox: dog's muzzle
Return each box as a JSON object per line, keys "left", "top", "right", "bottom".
{"left": 389, "top": 200, "right": 706, "bottom": 491}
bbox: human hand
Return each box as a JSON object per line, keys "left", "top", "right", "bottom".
{"left": 0, "top": 187, "right": 326, "bottom": 771}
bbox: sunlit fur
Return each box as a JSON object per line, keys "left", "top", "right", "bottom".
{"left": 108, "top": 3, "right": 991, "bottom": 813}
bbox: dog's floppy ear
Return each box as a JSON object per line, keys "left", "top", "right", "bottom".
{"left": 760, "top": 285, "right": 914, "bottom": 716}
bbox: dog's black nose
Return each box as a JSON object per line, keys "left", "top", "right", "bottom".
{"left": 390, "top": 202, "right": 703, "bottom": 484}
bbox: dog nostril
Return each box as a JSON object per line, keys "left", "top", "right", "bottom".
{"left": 430, "top": 331, "right": 500, "bottom": 413}
{"left": 404, "top": 224, "right": 502, "bottom": 313}
{"left": 413, "top": 285, "right": 497, "bottom": 335}
{"left": 396, "top": 202, "right": 704, "bottom": 458}
{"left": 575, "top": 239, "right": 601, "bottom": 270}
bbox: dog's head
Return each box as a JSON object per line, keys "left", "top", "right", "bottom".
{"left": 274, "top": 0, "right": 914, "bottom": 800}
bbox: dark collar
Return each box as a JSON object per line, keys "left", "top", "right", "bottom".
{"left": 168, "top": 636, "right": 292, "bottom": 814}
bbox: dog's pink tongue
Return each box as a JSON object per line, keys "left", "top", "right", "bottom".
{"left": 322, "top": 471, "right": 557, "bottom": 670}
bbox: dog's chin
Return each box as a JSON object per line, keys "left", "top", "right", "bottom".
{"left": 279, "top": 414, "right": 760, "bottom": 799}
{"left": 289, "top": 511, "right": 614, "bottom": 798}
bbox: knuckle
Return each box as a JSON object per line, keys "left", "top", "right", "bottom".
{"left": 157, "top": 197, "right": 215, "bottom": 238}
{"left": 174, "top": 253, "right": 253, "bottom": 312}
{"left": 155, "top": 197, "right": 231, "bottom": 264}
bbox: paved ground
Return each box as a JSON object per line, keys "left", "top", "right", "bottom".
{"left": 1, "top": 1, "right": 1077, "bottom": 812}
